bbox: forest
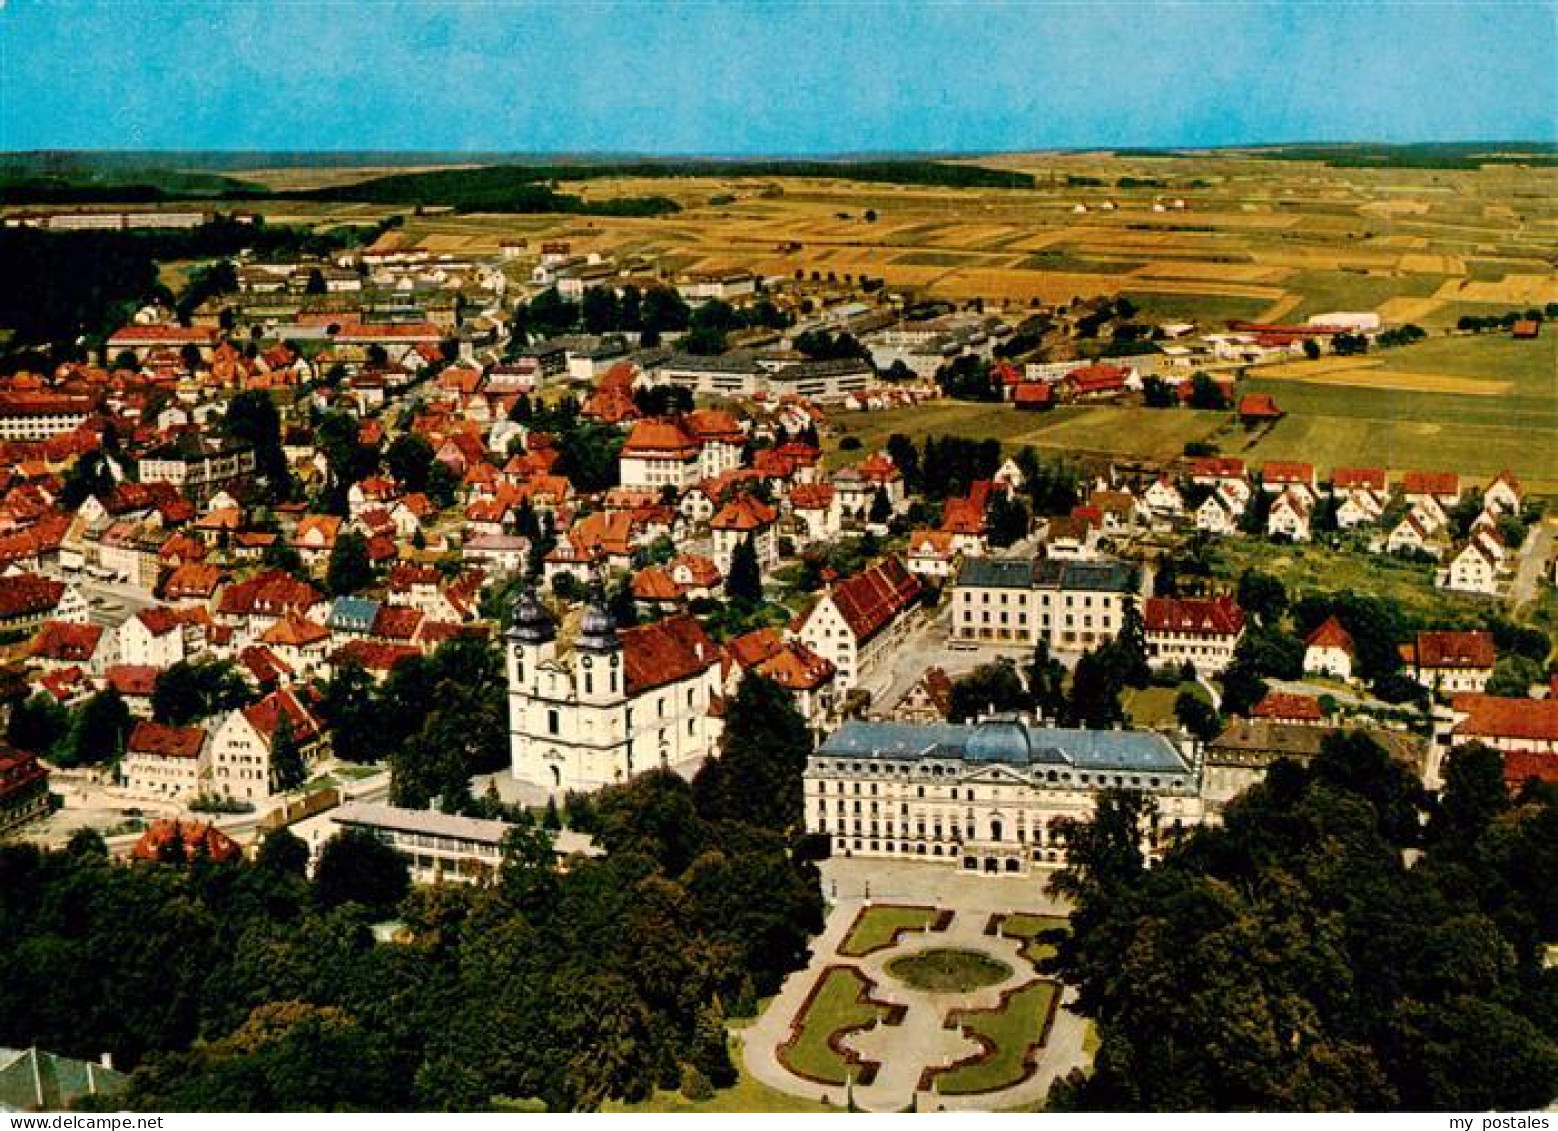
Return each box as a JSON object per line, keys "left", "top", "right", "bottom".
{"left": 0, "top": 676, "right": 824, "bottom": 1111}
{"left": 1045, "top": 733, "right": 1558, "bottom": 1111}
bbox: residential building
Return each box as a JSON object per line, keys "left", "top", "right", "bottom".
{"left": 0, "top": 748, "right": 50, "bottom": 834}
{"left": 792, "top": 556, "right": 923, "bottom": 693}
{"left": 1303, "top": 616, "right": 1355, "bottom": 681}
{"left": 950, "top": 556, "right": 1138, "bottom": 651}
{"left": 1143, "top": 595, "right": 1246, "bottom": 675}
{"left": 324, "top": 802, "right": 602, "bottom": 884}
{"left": 1403, "top": 631, "right": 1497, "bottom": 696}
{"left": 1204, "top": 720, "right": 1423, "bottom": 817}
{"left": 122, "top": 720, "right": 209, "bottom": 801}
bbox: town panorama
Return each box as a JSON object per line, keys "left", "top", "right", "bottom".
{"left": 1, "top": 10, "right": 1556, "bottom": 1119}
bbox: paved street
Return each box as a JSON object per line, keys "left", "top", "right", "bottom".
{"left": 1509, "top": 517, "right": 1554, "bottom": 609}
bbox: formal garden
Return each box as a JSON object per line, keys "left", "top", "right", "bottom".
{"left": 761, "top": 902, "right": 1076, "bottom": 1107}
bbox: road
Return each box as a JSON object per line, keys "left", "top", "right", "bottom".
{"left": 1508, "top": 517, "right": 1554, "bottom": 609}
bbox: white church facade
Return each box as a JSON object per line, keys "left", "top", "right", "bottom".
{"left": 505, "top": 587, "right": 723, "bottom": 793}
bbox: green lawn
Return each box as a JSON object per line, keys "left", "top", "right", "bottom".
{"left": 838, "top": 904, "right": 943, "bottom": 958}
{"left": 1208, "top": 537, "right": 1491, "bottom": 624}
{"left": 1116, "top": 291, "right": 1274, "bottom": 327}
{"left": 993, "top": 913, "right": 1070, "bottom": 969}
{"left": 1122, "top": 684, "right": 1205, "bottom": 728}
{"left": 936, "top": 981, "right": 1061, "bottom": 1096}
{"left": 1282, "top": 268, "right": 1440, "bottom": 320}
{"left": 885, "top": 949, "right": 1012, "bottom": 993}
{"left": 778, "top": 967, "right": 895, "bottom": 1086}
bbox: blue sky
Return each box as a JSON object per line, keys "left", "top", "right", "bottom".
{"left": 3, "top": 1, "right": 1554, "bottom": 153}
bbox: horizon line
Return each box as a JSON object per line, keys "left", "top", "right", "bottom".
{"left": 6, "top": 139, "right": 1558, "bottom": 161}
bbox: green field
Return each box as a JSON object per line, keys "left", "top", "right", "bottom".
{"left": 1243, "top": 333, "right": 1558, "bottom": 492}
{"left": 935, "top": 981, "right": 1061, "bottom": 1096}
{"left": 1116, "top": 291, "right": 1274, "bottom": 327}
{"left": 837, "top": 904, "right": 942, "bottom": 958}
{"left": 778, "top": 967, "right": 894, "bottom": 1085}
{"left": 1122, "top": 683, "right": 1206, "bottom": 728}
{"left": 829, "top": 402, "right": 1222, "bottom": 468}
{"left": 1209, "top": 538, "right": 1494, "bottom": 625}
{"left": 1283, "top": 268, "right": 1440, "bottom": 319}
{"left": 604, "top": 1044, "right": 837, "bottom": 1114}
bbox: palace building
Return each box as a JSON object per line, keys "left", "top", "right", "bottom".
{"left": 804, "top": 716, "right": 1202, "bottom": 874}
{"left": 506, "top": 586, "right": 723, "bottom": 793}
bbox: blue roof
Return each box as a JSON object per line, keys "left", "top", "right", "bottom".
{"left": 328, "top": 595, "right": 380, "bottom": 629}
{"left": 819, "top": 718, "right": 1190, "bottom": 774}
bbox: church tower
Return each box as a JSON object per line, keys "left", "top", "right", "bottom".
{"left": 505, "top": 586, "right": 557, "bottom": 785}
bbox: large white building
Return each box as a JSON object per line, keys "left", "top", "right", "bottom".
{"left": 805, "top": 717, "right": 1203, "bottom": 873}
{"left": 950, "top": 556, "right": 1138, "bottom": 651}
{"left": 506, "top": 588, "right": 723, "bottom": 793}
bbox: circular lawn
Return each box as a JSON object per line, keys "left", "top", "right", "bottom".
{"left": 885, "top": 948, "right": 1012, "bottom": 994}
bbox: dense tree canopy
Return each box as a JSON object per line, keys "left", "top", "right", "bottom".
{"left": 1045, "top": 734, "right": 1558, "bottom": 1112}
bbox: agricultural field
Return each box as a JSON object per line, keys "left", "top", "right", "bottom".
{"left": 199, "top": 150, "right": 1556, "bottom": 336}
{"left": 828, "top": 402, "right": 1223, "bottom": 468}
{"left": 1242, "top": 332, "right": 1558, "bottom": 491}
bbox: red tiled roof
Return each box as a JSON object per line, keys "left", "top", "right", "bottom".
{"left": 1251, "top": 691, "right": 1324, "bottom": 722}
{"left": 1332, "top": 467, "right": 1387, "bottom": 492}
{"left": 241, "top": 688, "right": 320, "bottom": 746}
{"left": 710, "top": 494, "right": 777, "bottom": 532}
{"left": 105, "top": 664, "right": 160, "bottom": 696}
{"left": 825, "top": 556, "right": 922, "bottom": 645}
{"left": 622, "top": 418, "right": 699, "bottom": 457}
{"left": 106, "top": 324, "right": 216, "bottom": 345}
{"left": 1305, "top": 615, "right": 1354, "bottom": 653}
{"left": 1144, "top": 595, "right": 1245, "bottom": 636}
{"left": 261, "top": 612, "right": 330, "bottom": 647}
{"left": 372, "top": 605, "right": 423, "bottom": 641}
{"left": 1190, "top": 457, "right": 1246, "bottom": 479}
{"left": 1013, "top": 382, "right": 1054, "bottom": 405}
{"left": 1453, "top": 695, "right": 1558, "bottom": 745}
{"left": 127, "top": 720, "right": 206, "bottom": 760}
{"left": 1411, "top": 630, "right": 1496, "bottom": 670}
{"left": 1239, "top": 394, "right": 1284, "bottom": 419}
{"left": 131, "top": 819, "right": 241, "bottom": 864}
{"left": 0, "top": 572, "right": 64, "bottom": 620}
{"left": 330, "top": 639, "right": 421, "bottom": 674}
{"left": 217, "top": 571, "right": 321, "bottom": 618}
{"left": 621, "top": 613, "right": 719, "bottom": 696}
{"left": 1502, "top": 750, "right": 1558, "bottom": 791}
{"left": 29, "top": 620, "right": 103, "bottom": 661}
{"left": 1401, "top": 470, "right": 1460, "bottom": 497}
{"left": 1262, "top": 461, "right": 1312, "bottom": 483}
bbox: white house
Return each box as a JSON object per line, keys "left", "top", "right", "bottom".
{"left": 1303, "top": 616, "right": 1355, "bottom": 682}
{"left": 121, "top": 720, "right": 209, "bottom": 801}
{"left": 792, "top": 556, "right": 922, "bottom": 694}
